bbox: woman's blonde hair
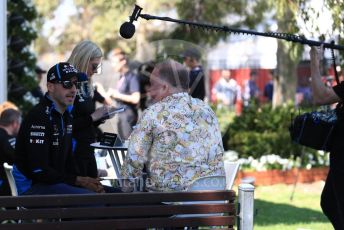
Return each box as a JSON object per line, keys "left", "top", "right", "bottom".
{"left": 67, "top": 40, "right": 103, "bottom": 73}
{"left": 67, "top": 40, "right": 102, "bottom": 97}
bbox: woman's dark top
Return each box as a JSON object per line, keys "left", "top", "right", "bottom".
{"left": 72, "top": 89, "right": 105, "bottom": 177}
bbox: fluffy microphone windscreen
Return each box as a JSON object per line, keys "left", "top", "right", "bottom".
{"left": 119, "top": 22, "right": 135, "bottom": 39}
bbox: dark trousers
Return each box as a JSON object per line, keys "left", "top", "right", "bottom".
{"left": 23, "top": 183, "right": 121, "bottom": 195}
{"left": 75, "top": 154, "right": 98, "bottom": 178}
{"left": 117, "top": 108, "right": 138, "bottom": 140}
{"left": 321, "top": 168, "right": 344, "bottom": 230}
{"left": 23, "top": 183, "right": 96, "bottom": 195}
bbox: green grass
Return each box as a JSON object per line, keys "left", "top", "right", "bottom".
{"left": 249, "top": 183, "right": 333, "bottom": 230}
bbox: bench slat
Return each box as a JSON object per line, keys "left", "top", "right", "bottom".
{"left": 0, "top": 190, "right": 237, "bottom": 229}
{"left": 0, "top": 191, "right": 235, "bottom": 207}
{"left": 0, "top": 203, "right": 235, "bottom": 220}
{"left": 1, "top": 216, "right": 235, "bottom": 229}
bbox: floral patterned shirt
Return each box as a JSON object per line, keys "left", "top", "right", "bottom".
{"left": 121, "top": 92, "right": 224, "bottom": 192}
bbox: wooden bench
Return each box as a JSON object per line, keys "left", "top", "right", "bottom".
{"left": 0, "top": 190, "right": 236, "bottom": 229}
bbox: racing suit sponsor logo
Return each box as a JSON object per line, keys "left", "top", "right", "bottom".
{"left": 30, "top": 139, "right": 44, "bottom": 144}
{"left": 30, "top": 132, "right": 45, "bottom": 137}
{"left": 31, "top": 125, "right": 45, "bottom": 130}
{"left": 66, "top": 125, "right": 72, "bottom": 134}
{"left": 52, "top": 141, "right": 59, "bottom": 146}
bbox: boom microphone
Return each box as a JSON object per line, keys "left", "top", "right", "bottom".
{"left": 119, "top": 5, "right": 142, "bottom": 39}
{"left": 120, "top": 5, "right": 344, "bottom": 51}
{"left": 119, "top": 22, "right": 135, "bottom": 39}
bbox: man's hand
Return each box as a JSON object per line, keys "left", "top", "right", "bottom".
{"left": 108, "top": 88, "right": 121, "bottom": 100}
{"left": 75, "top": 176, "right": 105, "bottom": 193}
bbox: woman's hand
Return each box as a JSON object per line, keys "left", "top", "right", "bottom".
{"left": 91, "top": 106, "right": 110, "bottom": 121}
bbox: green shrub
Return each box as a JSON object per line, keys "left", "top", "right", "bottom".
{"left": 220, "top": 102, "right": 325, "bottom": 167}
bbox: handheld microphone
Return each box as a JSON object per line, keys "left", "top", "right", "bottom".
{"left": 119, "top": 5, "right": 142, "bottom": 39}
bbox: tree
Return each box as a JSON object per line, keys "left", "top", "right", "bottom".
{"left": 300, "top": 0, "right": 344, "bottom": 67}
{"left": 169, "top": 0, "right": 303, "bottom": 106}
{"left": 33, "top": 0, "right": 177, "bottom": 57}
{"left": 32, "top": 0, "right": 59, "bottom": 54}
{"left": 327, "top": 1, "right": 344, "bottom": 67}
{"left": 33, "top": 0, "right": 135, "bottom": 54}
{"left": 7, "top": 0, "right": 39, "bottom": 113}
{"left": 170, "top": 0, "right": 268, "bottom": 46}
{"left": 269, "top": 1, "right": 303, "bottom": 107}
{"left": 256, "top": 0, "right": 344, "bottom": 106}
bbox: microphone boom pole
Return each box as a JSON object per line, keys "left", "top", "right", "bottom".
{"left": 125, "top": 4, "right": 344, "bottom": 51}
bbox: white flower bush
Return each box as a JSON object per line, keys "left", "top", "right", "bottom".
{"left": 224, "top": 150, "right": 329, "bottom": 172}
{"left": 23, "top": 91, "right": 39, "bottom": 105}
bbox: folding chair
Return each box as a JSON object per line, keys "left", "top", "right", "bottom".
{"left": 187, "top": 175, "right": 226, "bottom": 191}
{"left": 3, "top": 162, "right": 18, "bottom": 196}
{"left": 171, "top": 175, "right": 227, "bottom": 223}
{"left": 2, "top": 163, "right": 20, "bottom": 224}
{"left": 224, "top": 161, "right": 240, "bottom": 190}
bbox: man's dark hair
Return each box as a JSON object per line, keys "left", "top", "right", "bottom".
{"left": 111, "top": 48, "right": 129, "bottom": 67}
{"left": 157, "top": 59, "right": 190, "bottom": 90}
{"left": 0, "top": 109, "right": 21, "bottom": 126}
{"left": 182, "top": 47, "right": 201, "bottom": 61}
{"left": 250, "top": 70, "right": 258, "bottom": 77}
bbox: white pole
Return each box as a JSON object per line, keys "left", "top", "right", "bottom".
{"left": 238, "top": 183, "right": 255, "bottom": 230}
{"left": 0, "top": 0, "right": 7, "bottom": 103}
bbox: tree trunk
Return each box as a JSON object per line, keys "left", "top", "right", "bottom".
{"left": 273, "top": 40, "right": 298, "bottom": 107}
{"left": 135, "top": 0, "right": 148, "bottom": 62}
{"left": 273, "top": 7, "right": 300, "bottom": 108}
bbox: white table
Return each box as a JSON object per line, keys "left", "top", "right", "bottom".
{"left": 91, "top": 142, "right": 127, "bottom": 182}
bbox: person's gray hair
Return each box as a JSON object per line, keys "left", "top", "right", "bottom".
{"left": 0, "top": 108, "right": 21, "bottom": 126}
{"left": 156, "top": 59, "right": 189, "bottom": 90}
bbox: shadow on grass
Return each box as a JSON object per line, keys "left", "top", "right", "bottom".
{"left": 254, "top": 199, "right": 329, "bottom": 226}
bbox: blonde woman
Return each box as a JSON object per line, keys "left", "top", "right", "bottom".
{"left": 67, "top": 40, "right": 114, "bottom": 178}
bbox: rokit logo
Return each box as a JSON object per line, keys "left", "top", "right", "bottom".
{"left": 30, "top": 139, "right": 44, "bottom": 144}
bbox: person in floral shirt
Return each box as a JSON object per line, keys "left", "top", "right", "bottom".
{"left": 121, "top": 59, "right": 224, "bottom": 192}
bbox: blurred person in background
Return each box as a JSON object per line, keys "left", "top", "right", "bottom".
{"left": 0, "top": 109, "right": 22, "bottom": 195}
{"left": 108, "top": 48, "right": 140, "bottom": 140}
{"left": 263, "top": 70, "right": 274, "bottom": 103}
{"left": 182, "top": 47, "right": 206, "bottom": 100}
{"left": 0, "top": 101, "right": 18, "bottom": 115}
{"left": 243, "top": 70, "right": 260, "bottom": 107}
{"left": 295, "top": 84, "right": 312, "bottom": 107}
{"left": 137, "top": 61, "right": 155, "bottom": 111}
{"left": 212, "top": 69, "right": 241, "bottom": 110}
{"left": 67, "top": 40, "right": 115, "bottom": 178}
